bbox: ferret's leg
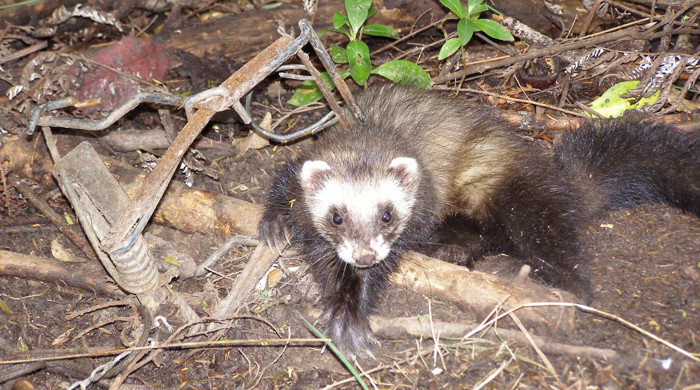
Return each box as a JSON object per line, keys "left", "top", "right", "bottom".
{"left": 315, "top": 260, "right": 394, "bottom": 359}
{"left": 491, "top": 167, "right": 593, "bottom": 300}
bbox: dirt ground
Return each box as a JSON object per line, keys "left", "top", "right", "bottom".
{"left": 1, "top": 120, "right": 698, "bottom": 388}
{"left": 1, "top": 0, "right": 699, "bottom": 389}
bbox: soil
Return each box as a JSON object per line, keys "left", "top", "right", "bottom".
{"left": 1, "top": 113, "right": 698, "bottom": 388}
{"left": 0, "top": 0, "right": 698, "bottom": 388}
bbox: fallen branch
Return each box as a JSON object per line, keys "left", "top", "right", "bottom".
{"left": 215, "top": 244, "right": 278, "bottom": 319}
{"left": 102, "top": 128, "right": 235, "bottom": 152}
{"left": 0, "top": 250, "right": 122, "bottom": 296}
{"left": 396, "top": 253, "right": 578, "bottom": 334}
{"left": 433, "top": 22, "right": 700, "bottom": 84}
{"left": 369, "top": 314, "right": 618, "bottom": 361}
{"left": 114, "top": 163, "right": 264, "bottom": 237}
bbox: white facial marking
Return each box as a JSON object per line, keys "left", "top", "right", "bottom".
{"left": 303, "top": 158, "right": 421, "bottom": 266}
{"left": 370, "top": 235, "right": 391, "bottom": 260}
{"left": 300, "top": 160, "right": 331, "bottom": 192}
{"left": 309, "top": 177, "right": 414, "bottom": 226}
{"left": 337, "top": 239, "right": 354, "bottom": 265}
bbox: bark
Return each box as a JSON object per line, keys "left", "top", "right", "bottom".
{"left": 397, "top": 252, "right": 578, "bottom": 334}
{"left": 0, "top": 250, "right": 122, "bottom": 296}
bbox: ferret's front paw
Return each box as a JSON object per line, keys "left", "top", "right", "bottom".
{"left": 320, "top": 308, "right": 378, "bottom": 360}
{"left": 257, "top": 212, "right": 291, "bottom": 252}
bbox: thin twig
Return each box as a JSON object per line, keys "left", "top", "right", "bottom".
{"left": 0, "top": 338, "right": 329, "bottom": 365}
{"left": 370, "top": 15, "right": 445, "bottom": 57}
{"left": 437, "top": 86, "right": 585, "bottom": 117}
{"left": 0, "top": 41, "right": 48, "bottom": 65}
{"left": 433, "top": 17, "right": 700, "bottom": 84}
{"left": 466, "top": 302, "right": 700, "bottom": 363}
{"left": 16, "top": 180, "right": 97, "bottom": 261}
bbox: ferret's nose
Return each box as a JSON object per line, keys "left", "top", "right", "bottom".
{"left": 353, "top": 247, "right": 377, "bottom": 266}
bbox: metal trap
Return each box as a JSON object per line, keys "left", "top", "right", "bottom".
{"left": 33, "top": 19, "right": 363, "bottom": 319}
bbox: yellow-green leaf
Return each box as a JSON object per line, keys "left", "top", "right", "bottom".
{"left": 162, "top": 254, "right": 180, "bottom": 266}
{"left": 588, "top": 81, "right": 660, "bottom": 118}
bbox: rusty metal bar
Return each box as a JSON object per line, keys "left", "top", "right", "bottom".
{"left": 296, "top": 49, "right": 350, "bottom": 130}
{"left": 300, "top": 19, "right": 367, "bottom": 126}
{"left": 28, "top": 92, "right": 185, "bottom": 135}
{"left": 191, "top": 24, "right": 312, "bottom": 114}
{"left": 29, "top": 19, "right": 363, "bottom": 257}
{"left": 101, "top": 35, "right": 299, "bottom": 254}
{"left": 243, "top": 91, "right": 338, "bottom": 143}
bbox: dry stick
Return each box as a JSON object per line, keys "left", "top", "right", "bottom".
{"left": 472, "top": 302, "right": 699, "bottom": 363}
{"left": 369, "top": 315, "right": 619, "bottom": 361}
{"left": 498, "top": 15, "right": 584, "bottom": 64}
{"left": 0, "top": 41, "right": 48, "bottom": 65}
{"left": 472, "top": 358, "right": 512, "bottom": 390}
{"left": 432, "top": 23, "right": 699, "bottom": 84}
{"left": 438, "top": 86, "right": 585, "bottom": 117}
{"left": 320, "top": 347, "right": 438, "bottom": 390}
{"left": 370, "top": 14, "right": 444, "bottom": 57}
{"left": 195, "top": 235, "right": 260, "bottom": 276}
{"left": 579, "top": 0, "right": 605, "bottom": 38}
{"left": 506, "top": 312, "right": 560, "bottom": 384}
{"left": 0, "top": 250, "right": 121, "bottom": 296}
{"left": 158, "top": 108, "right": 178, "bottom": 143}
{"left": 15, "top": 180, "right": 98, "bottom": 261}
{"left": 326, "top": 311, "right": 619, "bottom": 390}
{"left": 0, "top": 338, "right": 328, "bottom": 365}
{"left": 625, "top": 0, "right": 693, "bottom": 8}
{"left": 216, "top": 244, "right": 278, "bottom": 319}
{"left": 0, "top": 165, "right": 9, "bottom": 212}
{"left": 609, "top": 0, "right": 700, "bottom": 25}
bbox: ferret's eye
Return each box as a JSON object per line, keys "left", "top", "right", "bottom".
{"left": 332, "top": 212, "right": 343, "bottom": 225}
{"left": 381, "top": 210, "right": 392, "bottom": 223}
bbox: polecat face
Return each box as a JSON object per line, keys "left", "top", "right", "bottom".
{"left": 300, "top": 157, "right": 420, "bottom": 267}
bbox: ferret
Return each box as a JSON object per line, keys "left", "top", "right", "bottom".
{"left": 258, "top": 84, "right": 699, "bottom": 359}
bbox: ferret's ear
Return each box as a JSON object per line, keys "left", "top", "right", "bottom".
{"left": 388, "top": 157, "right": 419, "bottom": 189}
{"left": 300, "top": 160, "right": 331, "bottom": 193}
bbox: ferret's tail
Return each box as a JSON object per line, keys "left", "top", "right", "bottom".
{"left": 554, "top": 118, "right": 700, "bottom": 217}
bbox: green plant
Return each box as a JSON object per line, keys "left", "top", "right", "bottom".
{"left": 289, "top": 0, "right": 431, "bottom": 107}
{"left": 299, "top": 314, "right": 369, "bottom": 390}
{"left": 437, "top": 0, "right": 514, "bottom": 60}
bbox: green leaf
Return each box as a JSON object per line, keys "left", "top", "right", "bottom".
{"left": 371, "top": 60, "right": 432, "bottom": 89}
{"left": 473, "top": 19, "right": 513, "bottom": 41}
{"left": 588, "top": 81, "right": 660, "bottom": 118}
{"left": 362, "top": 24, "right": 399, "bottom": 39}
{"left": 346, "top": 0, "right": 372, "bottom": 38}
{"left": 367, "top": 5, "right": 376, "bottom": 19}
{"left": 288, "top": 72, "right": 335, "bottom": 107}
{"left": 327, "top": 26, "right": 350, "bottom": 37}
{"left": 333, "top": 12, "right": 348, "bottom": 29}
{"left": 329, "top": 45, "right": 348, "bottom": 64}
{"left": 438, "top": 37, "right": 462, "bottom": 60}
{"left": 457, "top": 18, "right": 474, "bottom": 46}
{"left": 468, "top": 3, "right": 489, "bottom": 16}
{"left": 467, "top": 0, "right": 485, "bottom": 10}
{"left": 346, "top": 40, "right": 371, "bottom": 85}
{"left": 439, "top": 0, "right": 465, "bottom": 18}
